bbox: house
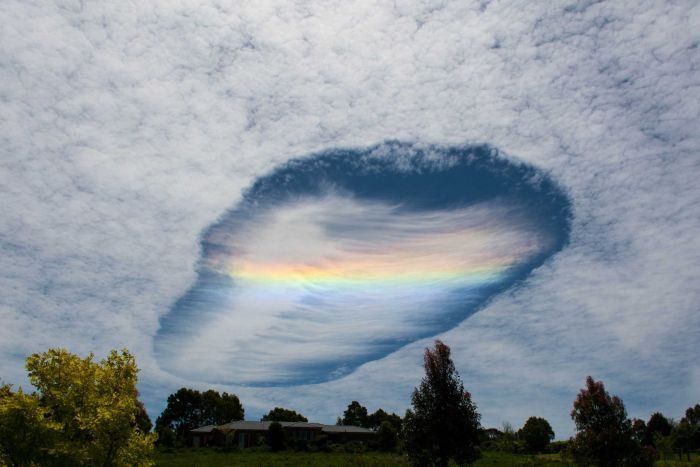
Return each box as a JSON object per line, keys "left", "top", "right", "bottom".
{"left": 191, "top": 420, "right": 376, "bottom": 448}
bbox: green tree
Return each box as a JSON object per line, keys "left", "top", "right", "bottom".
{"left": 631, "top": 418, "right": 647, "bottom": 445}
{"left": 684, "top": 404, "right": 700, "bottom": 425}
{"left": 377, "top": 420, "right": 398, "bottom": 452}
{"left": 155, "top": 387, "right": 243, "bottom": 444}
{"left": 403, "top": 340, "right": 481, "bottom": 466}
{"left": 0, "top": 348, "right": 156, "bottom": 466}
{"left": 261, "top": 407, "right": 307, "bottom": 422}
{"left": 496, "top": 422, "right": 520, "bottom": 453}
{"left": 341, "top": 401, "right": 369, "bottom": 427}
{"left": 367, "top": 408, "right": 402, "bottom": 431}
{"left": 267, "top": 422, "right": 286, "bottom": 451}
{"left": 676, "top": 404, "right": 700, "bottom": 450}
{"left": 135, "top": 400, "right": 152, "bottom": 433}
{"left": 518, "top": 416, "right": 554, "bottom": 453}
{"left": 0, "top": 388, "right": 60, "bottom": 467}
{"left": 642, "top": 412, "right": 673, "bottom": 446}
{"left": 570, "top": 376, "right": 638, "bottom": 467}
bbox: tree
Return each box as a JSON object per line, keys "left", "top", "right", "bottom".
{"left": 135, "top": 400, "right": 152, "bottom": 433}
{"left": 201, "top": 389, "right": 244, "bottom": 426}
{"left": 377, "top": 420, "right": 398, "bottom": 451}
{"left": 518, "top": 416, "right": 554, "bottom": 453}
{"left": 367, "top": 408, "right": 402, "bottom": 431}
{"left": 570, "top": 376, "right": 638, "bottom": 466}
{"left": 673, "top": 404, "right": 700, "bottom": 451}
{"left": 631, "top": 418, "right": 647, "bottom": 445}
{"left": 0, "top": 348, "right": 156, "bottom": 466}
{"left": 496, "top": 422, "right": 520, "bottom": 453}
{"left": 267, "top": 422, "right": 286, "bottom": 451}
{"left": 261, "top": 407, "right": 307, "bottom": 422}
{"left": 684, "top": 404, "right": 700, "bottom": 426}
{"left": 403, "top": 340, "right": 481, "bottom": 466}
{"left": 155, "top": 387, "right": 244, "bottom": 444}
{"left": 0, "top": 388, "right": 60, "bottom": 467}
{"left": 641, "top": 411, "right": 672, "bottom": 447}
{"left": 341, "top": 400, "right": 369, "bottom": 427}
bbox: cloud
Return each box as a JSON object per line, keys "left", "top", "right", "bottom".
{"left": 0, "top": 0, "right": 698, "bottom": 437}
{"left": 155, "top": 144, "right": 570, "bottom": 386}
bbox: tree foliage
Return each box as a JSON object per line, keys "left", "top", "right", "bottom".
{"left": 261, "top": 407, "right": 307, "bottom": 422}
{"left": 403, "top": 340, "right": 481, "bottom": 466}
{"left": 341, "top": 401, "right": 368, "bottom": 427}
{"left": 367, "top": 408, "right": 402, "bottom": 432}
{"left": 0, "top": 348, "right": 155, "bottom": 467}
{"left": 0, "top": 388, "right": 59, "bottom": 467}
{"left": 671, "top": 404, "right": 700, "bottom": 451}
{"left": 267, "top": 422, "right": 286, "bottom": 451}
{"left": 518, "top": 416, "right": 554, "bottom": 453}
{"left": 684, "top": 404, "right": 700, "bottom": 426}
{"left": 377, "top": 420, "right": 398, "bottom": 452}
{"left": 646, "top": 412, "right": 672, "bottom": 438}
{"left": 155, "top": 387, "right": 244, "bottom": 444}
{"left": 570, "top": 376, "right": 638, "bottom": 466}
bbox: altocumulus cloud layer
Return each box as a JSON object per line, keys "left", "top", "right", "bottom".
{"left": 155, "top": 144, "right": 570, "bottom": 386}
{"left": 1, "top": 0, "right": 698, "bottom": 436}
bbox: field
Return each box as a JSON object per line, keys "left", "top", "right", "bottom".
{"left": 154, "top": 449, "right": 575, "bottom": 466}
{"left": 155, "top": 449, "right": 700, "bottom": 466}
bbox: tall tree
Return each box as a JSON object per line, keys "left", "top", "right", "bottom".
{"left": 570, "top": 376, "right": 638, "bottom": 466}
{"left": 0, "top": 388, "right": 59, "bottom": 467}
{"left": 367, "top": 408, "right": 402, "bottom": 431}
{"left": 684, "top": 404, "right": 700, "bottom": 426}
{"left": 135, "top": 399, "right": 152, "bottom": 433}
{"left": 403, "top": 340, "right": 481, "bottom": 466}
{"left": 261, "top": 407, "right": 307, "bottom": 422}
{"left": 341, "top": 401, "right": 369, "bottom": 427}
{"left": 0, "top": 348, "right": 156, "bottom": 466}
{"left": 674, "top": 404, "right": 700, "bottom": 451}
{"left": 643, "top": 411, "right": 672, "bottom": 446}
{"left": 518, "top": 416, "right": 554, "bottom": 453}
{"left": 377, "top": 420, "right": 398, "bottom": 452}
{"left": 156, "top": 388, "right": 244, "bottom": 443}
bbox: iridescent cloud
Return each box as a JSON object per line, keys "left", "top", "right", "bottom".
{"left": 155, "top": 143, "right": 571, "bottom": 386}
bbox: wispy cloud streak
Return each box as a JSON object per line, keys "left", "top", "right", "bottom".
{"left": 155, "top": 145, "right": 570, "bottom": 386}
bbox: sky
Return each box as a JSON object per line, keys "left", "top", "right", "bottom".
{"left": 1, "top": 0, "right": 699, "bottom": 437}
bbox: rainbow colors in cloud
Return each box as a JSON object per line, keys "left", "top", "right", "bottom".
{"left": 155, "top": 143, "right": 571, "bottom": 386}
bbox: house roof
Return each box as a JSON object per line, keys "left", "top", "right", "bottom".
{"left": 320, "top": 424, "right": 375, "bottom": 433}
{"left": 191, "top": 420, "right": 375, "bottom": 434}
{"left": 190, "top": 424, "right": 218, "bottom": 433}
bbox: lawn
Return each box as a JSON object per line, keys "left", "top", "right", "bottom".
{"left": 155, "top": 449, "right": 700, "bottom": 466}
{"left": 154, "top": 449, "right": 574, "bottom": 466}
{"left": 154, "top": 449, "right": 409, "bottom": 466}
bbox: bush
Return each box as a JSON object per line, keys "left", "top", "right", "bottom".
{"left": 342, "top": 440, "right": 367, "bottom": 453}
{"left": 518, "top": 416, "right": 554, "bottom": 453}
{"left": 309, "top": 434, "right": 331, "bottom": 452}
{"left": 378, "top": 420, "right": 398, "bottom": 452}
{"left": 545, "top": 440, "right": 571, "bottom": 454}
{"left": 267, "top": 422, "right": 285, "bottom": 451}
{"left": 293, "top": 438, "right": 309, "bottom": 451}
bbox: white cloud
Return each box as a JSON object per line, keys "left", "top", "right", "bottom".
{"left": 0, "top": 0, "right": 698, "bottom": 437}
{"left": 156, "top": 191, "right": 555, "bottom": 386}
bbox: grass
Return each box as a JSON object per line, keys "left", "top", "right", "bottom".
{"left": 154, "top": 449, "right": 575, "bottom": 467}
{"left": 475, "top": 451, "right": 573, "bottom": 466}
{"left": 155, "top": 449, "right": 409, "bottom": 466}
{"left": 155, "top": 449, "right": 700, "bottom": 466}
